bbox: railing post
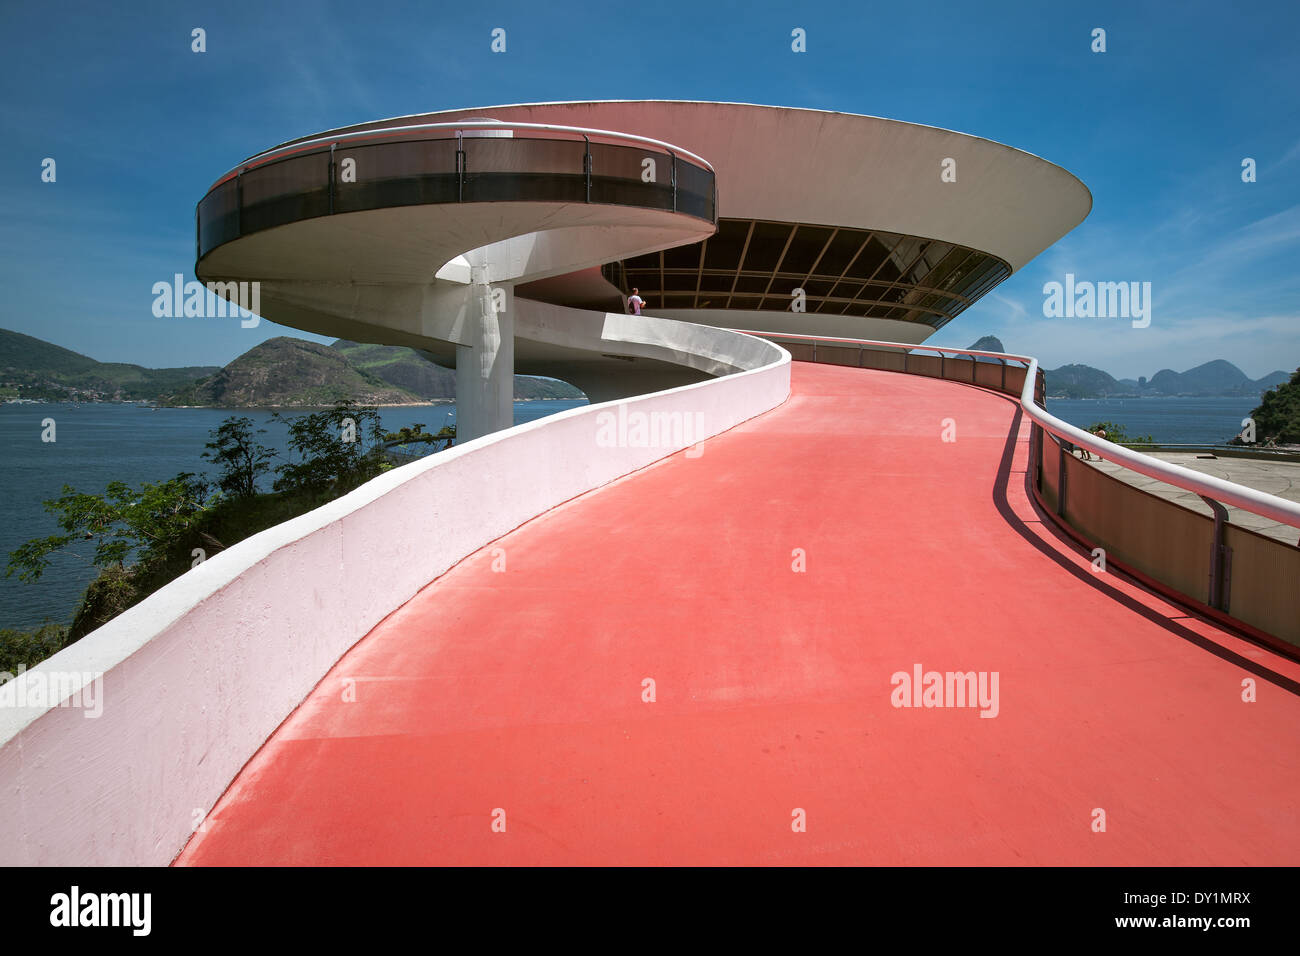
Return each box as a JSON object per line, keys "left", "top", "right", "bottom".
{"left": 940, "top": 352, "right": 945, "bottom": 378}
{"left": 971, "top": 356, "right": 977, "bottom": 383}
{"left": 584, "top": 135, "right": 591, "bottom": 203}
{"left": 1033, "top": 425, "right": 1042, "bottom": 490}
{"left": 1000, "top": 358, "right": 1006, "bottom": 392}
{"left": 1057, "top": 440, "right": 1068, "bottom": 516}
{"left": 329, "top": 143, "right": 336, "bottom": 215}
{"left": 236, "top": 168, "right": 243, "bottom": 238}
{"left": 1200, "top": 496, "right": 1230, "bottom": 610}
{"left": 670, "top": 150, "right": 677, "bottom": 212}
{"left": 903, "top": 350, "right": 909, "bottom": 373}
{"left": 456, "top": 130, "right": 465, "bottom": 202}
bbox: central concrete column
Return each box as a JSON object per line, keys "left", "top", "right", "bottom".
{"left": 455, "top": 265, "right": 514, "bottom": 441}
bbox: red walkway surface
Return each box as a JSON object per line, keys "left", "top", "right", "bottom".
{"left": 178, "top": 363, "right": 1300, "bottom": 865}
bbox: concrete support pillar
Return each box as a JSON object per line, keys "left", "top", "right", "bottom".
{"left": 455, "top": 265, "right": 514, "bottom": 441}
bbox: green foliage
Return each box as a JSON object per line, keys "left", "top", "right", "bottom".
{"left": 4, "top": 472, "right": 213, "bottom": 583}
{"left": 0, "top": 623, "right": 70, "bottom": 678}
{"left": 202, "top": 416, "right": 275, "bottom": 498}
{"left": 1246, "top": 368, "right": 1300, "bottom": 444}
{"left": 272, "top": 400, "right": 389, "bottom": 494}
{"left": 67, "top": 565, "right": 140, "bottom": 641}
{"left": 382, "top": 422, "right": 456, "bottom": 451}
{"left": 64, "top": 485, "right": 345, "bottom": 642}
{"left": 1085, "top": 421, "right": 1156, "bottom": 449}
{"left": 5, "top": 403, "right": 461, "bottom": 661}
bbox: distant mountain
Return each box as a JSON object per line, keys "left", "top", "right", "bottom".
{"left": 0, "top": 328, "right": 218, "bottom": 402}
{"left": 1147, "top": 360, "right": 1289, "bottom": 397}
{"left": 1042, "top": 363, "right": 1132, "bottom": 399}
{"left": 161, "top": 338, "right": 420, "bottom": 407}
{"left": 1044, "top": 360, "right": 1287, "bottom": 398}
{"left": 967, "top": 335, "right": 1005, "bottom": 353}
{"left": 965, "top": 336, "right": 1006, "bottom": 365}
{"left": 953, "top": 333, "right": 1288, "bottom": 399}
{"left": 331, "top": 339, "right": 585, "bottom": 401}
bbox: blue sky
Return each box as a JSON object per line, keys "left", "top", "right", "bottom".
{"left": 1, "top": 0, "right": 1297, "bottom": 380}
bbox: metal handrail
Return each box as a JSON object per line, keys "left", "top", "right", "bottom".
{"left": 209, "top": 120, "right": 715, "bottom": 190}
{"left": 733, "top": 330, "right": 1300, "bottom": 531}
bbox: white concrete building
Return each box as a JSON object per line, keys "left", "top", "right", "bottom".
{"left": 196, "top": 101, "right": 1091, "bottom": 437}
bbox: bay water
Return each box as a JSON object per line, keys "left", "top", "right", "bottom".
{"left": 0, "top": 394, "right": 1261, "bottom": 631}
{"left": 0, "top": 400, "right": 587, "bottom": 630}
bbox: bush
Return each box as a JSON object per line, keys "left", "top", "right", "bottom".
{"left": 0, "top": 623, "right": 71, "bottom": 680}
{"left": 4, "top": 404, "right": 452, "bottom": 667}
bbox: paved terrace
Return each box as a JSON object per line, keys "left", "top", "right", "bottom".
{"left": 178, "top": 363, "right": 1300, "bottom": 865}
{"left": 1082, "top": 451, "right": 1300, "bottom": 546}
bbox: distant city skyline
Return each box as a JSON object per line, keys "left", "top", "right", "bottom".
{"left": 2, "top": 0, "right": 1297, "bottom": 380}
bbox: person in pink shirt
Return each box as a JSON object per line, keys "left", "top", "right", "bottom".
{"left": 627, "top": 288, "right": 645, "bottom": 315}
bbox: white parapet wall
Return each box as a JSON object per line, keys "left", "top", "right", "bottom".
{"left": 0, "top": 320, "right": 789, "bottom": 866}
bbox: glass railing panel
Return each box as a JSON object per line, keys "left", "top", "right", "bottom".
{"left": 461, "top": 137, "right": 587, "bottom": 203}
{"left": 239, "top": 152, "right": 332, "bottom": 236}
{"left": 197, "top": 179, "right": 239, "bottom": 258}
{"left": 334, "top": 138, "right": 459, "bottom": 212}
{"left": 587, "top": 141, "right": 674, "bottom": 210}
{"left": 675, "top": 160, "right": 715, "bottom": 221}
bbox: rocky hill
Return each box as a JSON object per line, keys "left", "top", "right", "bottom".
{"left": 161, "top": 338, "right": 420, "bottom": 407}
{"left": 330, "top": 339, "right": 585, "bottom": 400}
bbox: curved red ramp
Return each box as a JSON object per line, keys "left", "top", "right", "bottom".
{"left": 178, "top": 363, "right": 1300, "bottom": 865}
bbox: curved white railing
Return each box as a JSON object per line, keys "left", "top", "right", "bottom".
{"left": 739, "top": 330, "right": 1300, "bottom": 531}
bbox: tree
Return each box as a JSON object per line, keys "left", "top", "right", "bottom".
{"left": 4, "top": 472, "right": 212, "bottom": 583}
{"left": 202, "top": 416, "right": 275, "bottom": 499}
{"left": 272, "top": 401, "right": 388, "bottom": 495}
{"left": 1245, "top": 368, "right": 1300, "bottom": 444}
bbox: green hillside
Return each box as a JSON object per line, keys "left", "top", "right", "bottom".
{"left": 0, "top": 328, "right": 218, "bottom": 401}
{"left": 162, "top": 338, "right": 422, "bottom": 407}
